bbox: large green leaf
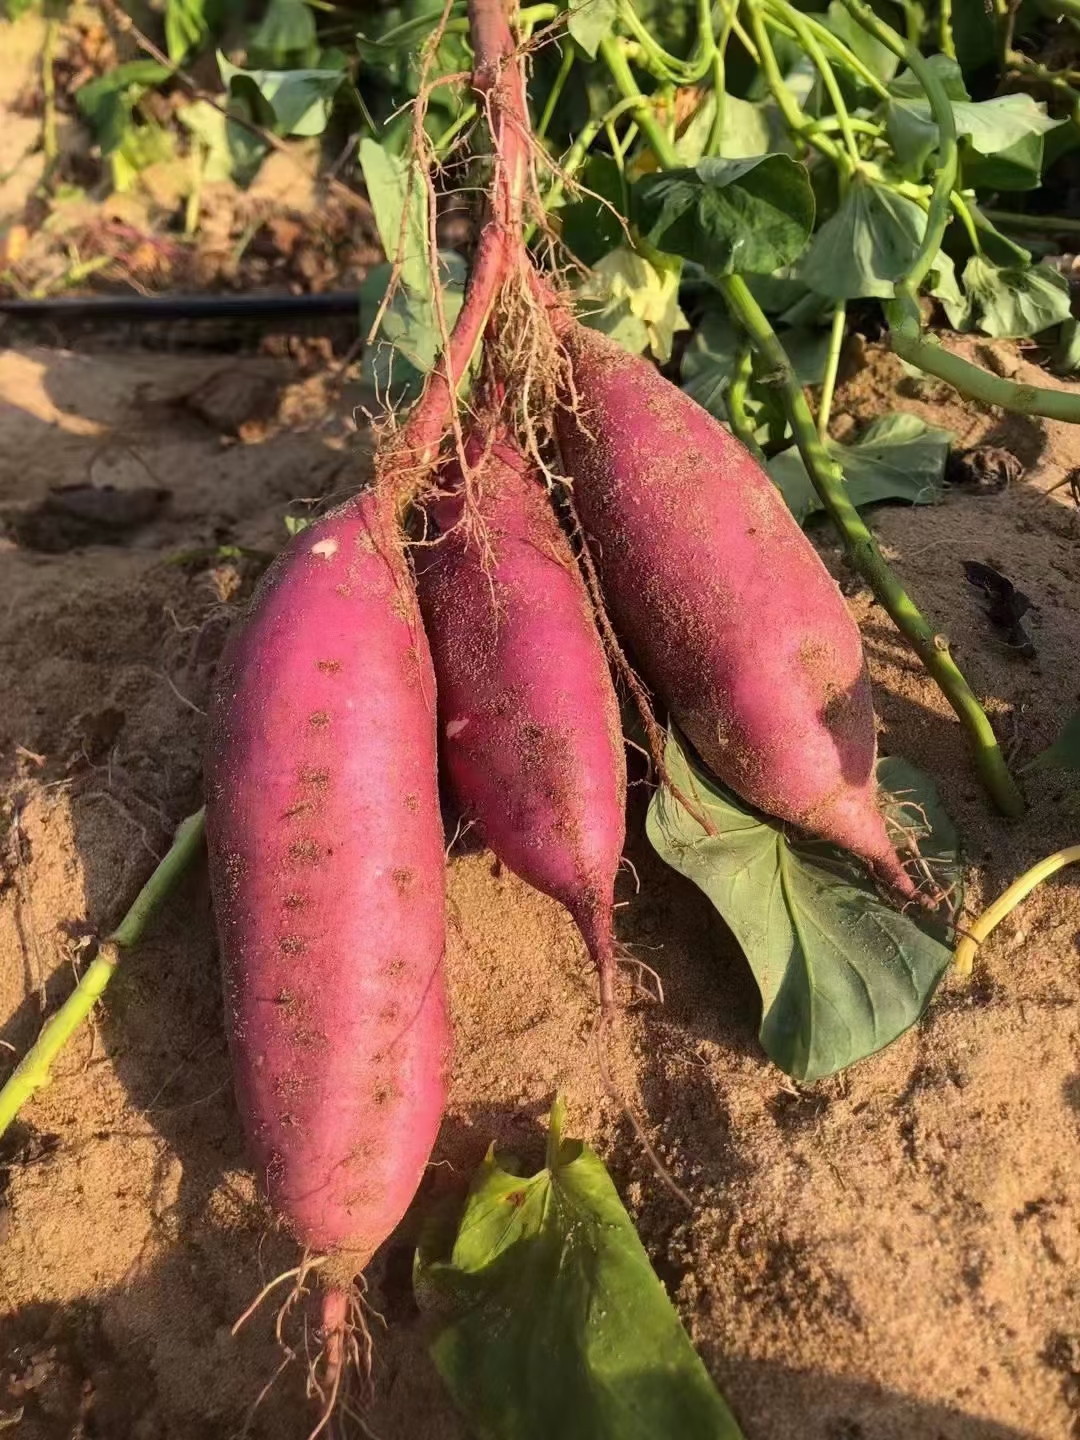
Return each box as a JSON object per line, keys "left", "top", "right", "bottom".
{"left": 646, "top": 732, "right": 960, "bottom": 1083}
{"left": 961, "top": 255, "right": 1072, "bottom": 338}
{"left": 218, "top": 52, "right": 346, "bottom": 137}
{"left": 568, "top": 0, "right": 618, "bottom": 57}
{"left": 634, "top": 154, "right": 814, "bottom": 276}
{"left": 800, "top": 178, "right": 925, "bottom": 299}
{"left": 768, "top": 414, "right": 952, "bottom": 524}
{"left": 415, "top": 1099, "right": 745, "bottom": 1440}
{"left": 928, "top": 248, "right": 970, "bottom": 329}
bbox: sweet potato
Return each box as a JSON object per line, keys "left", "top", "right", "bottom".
{"left": 554, "top": 318, "right": 917, "bottom": 900}
{"left": 205, "top": 491, "right": 449, "bottom": 1339}
{"left": 415, "top": 436, "right": 627, "bottom": 1007}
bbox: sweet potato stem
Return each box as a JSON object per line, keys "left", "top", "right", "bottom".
{"left": 596, "top": 35, "right": 1025, "bottom": 818}
{"left": 0, "top": 809, "right": 207, "bottom": 1140}
{"left": 383, "top": 0, "right": 533, "bottom": 503}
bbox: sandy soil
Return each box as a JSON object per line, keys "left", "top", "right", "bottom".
{"left": 0, "top": 336, "right": 1078, "bottom": 1440}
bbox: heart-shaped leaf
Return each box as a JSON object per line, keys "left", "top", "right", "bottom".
{"left": 416, "top": 1099, "right": 745, "bottom": 1440}
{"left": 634, "top": 154, "right": 814, "bottom": 275}
{"left": 800, "top": 178, "right": 926, "bottom": 299}
{"left": 646, "top": 731, "right": 960, "bottom": 1083}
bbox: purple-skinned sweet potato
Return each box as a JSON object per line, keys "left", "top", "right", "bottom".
{"left": 415, "top": 435, "right": 627, "bottom": 1007}
{"left": 204, "top": 489, "right": 449, "bottom": 1341}
{"left": 554, "top": 316, "right": 918, "bottom": 901}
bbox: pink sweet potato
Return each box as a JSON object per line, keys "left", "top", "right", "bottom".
{"left": 205, "top": 491, "right": 449, "bottom": 1330}
{"left": 554, "top": 318, "right": 916, "bottom": 900}
{"left": 415, "top": 436, "right": 627, "bottom": 1007}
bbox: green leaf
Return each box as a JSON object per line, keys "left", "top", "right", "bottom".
{"left": 165, "top": 0, "right": 208, "bottom": 63}
{"left": 1023, "top": 711, "right": 1080, "bottom": 773}
{"left": 673, "top": 92, "right": 782, "bottom": 164}
{"left": 963, "top": 130, "right": 1045, "bottom": 192}
{"left": 888, "top": 91, "right": 1061, "bottom": 175}
{"left": 178, "top": 99, "right": 268, "bottom": 184}
{"left": 579, "top": 247, "right": 689, "bottom": 363}
{"left": 568, "top": 0, "right": 618, "bottom": 58}
{"left": 800, "top": 178, "right": 925, "bottom": 300}
{"left": 969, "top": 204, "right": 1032, "bottom": 267}
{"left": 646, "top": 732, "right": 960, "bottom": 1083}
{"left": 358, "top": 136, "right": 431, "bottom": 300}
{"left": 927, "top": 248, "right": 970, "bottom": 330}
{"left": 768, "top": 414, "right": 952, "bottom": 524}
{"left": 218, "top": 52, "right": 346, "bottom": 136}
{"left": 961, "top": 255, "right": 1072, "bottom": 339}
{"left": 249, "top": 0, "right": 318, "bottom": 66}
{"left": 415, "top": 1100, "right": 745, "bottom": 1440}
{"left": 888, "top": 54, "right": 970, "bottom": 102}
{"left": 824, "top": 0, "right": 899, "bottom": 83}
{"left": 358, "top": 251, "right": 465, "bottom": 402}
{"left": 634, "top": 154, "right": 814, "bottom": 276}
{"left": 76, "top": 60, "right": 173, "bottom": 156}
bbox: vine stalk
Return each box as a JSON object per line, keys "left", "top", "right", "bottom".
{"left": 0, "top": 810, "right": 207, "bottom": 1140}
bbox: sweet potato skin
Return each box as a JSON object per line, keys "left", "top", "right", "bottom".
{"left": 205, "top": 492, "right": 449, "bottom": 1263}
{"left": 556, "top": 320, "right": 912, "bottom": 893}
{"left": 416, "top": 439, "right": 626, "bottom": 999}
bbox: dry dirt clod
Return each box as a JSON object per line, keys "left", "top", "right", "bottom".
{"left": 946, "top": 445, "right": 1025, "bottom": 494}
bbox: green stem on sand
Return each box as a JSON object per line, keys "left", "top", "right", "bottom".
{"left": 0, "top": 809, "right": 207, "bottom": 1140}
{"left": 717, "top": 274, "right": 1025, "bottom": 818}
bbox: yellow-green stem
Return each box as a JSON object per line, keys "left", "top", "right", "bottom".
{"left": 818, "top": 300, "right": 846, "bottom": 439}
{"left": 954, "top": 846, "right": 1080, "bottom": 974}
{"left": 0, "top": 809, "right": 206, "bottom": 1139}
{"left": 726, "top": 343, "right": 764, "bottom": 461}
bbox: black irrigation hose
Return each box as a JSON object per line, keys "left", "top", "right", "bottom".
{"left": 0, "top": 290, "right": 363, "bottom": 323}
